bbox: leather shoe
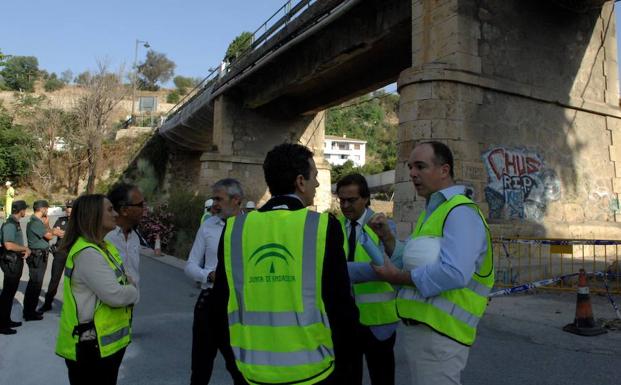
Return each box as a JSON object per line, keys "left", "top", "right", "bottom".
{"left": 9, "top": 320, "right": 22, "bottom": 328}
{"left": 23, "top": 313, "right": 44, "bottom": 321}
{"left": 0, "top": 327, "right": 17, "bottom": 335}
{"left": 38, "top": 303, "right": 52, "bottom": 312}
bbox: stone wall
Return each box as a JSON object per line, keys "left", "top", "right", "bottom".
{"left": 196, "top": 95, "right": 331, "bottom": 210}
{"left": 395, "top": 0, "right": 621, "bottom": 240}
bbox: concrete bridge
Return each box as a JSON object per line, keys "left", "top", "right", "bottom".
{"left": 147, "top": 0, "right": 620, "bottom": 240}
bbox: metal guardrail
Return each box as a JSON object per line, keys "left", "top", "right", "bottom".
{"left": 493, "top": 238, "right": 621, "bottom": 294}
{"left": 162, "top": 0, "right": 319, "bottom": 123}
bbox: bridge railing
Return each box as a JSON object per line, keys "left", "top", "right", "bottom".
{"left": 162, "top": 0, "right": 322, "bottom": 124}
{"left": 493, "top": 238, "right": 621, "bottom": 294}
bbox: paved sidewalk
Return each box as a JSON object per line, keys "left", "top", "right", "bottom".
{"left": 2, "top": 248, "right": 620, "bottom": 384}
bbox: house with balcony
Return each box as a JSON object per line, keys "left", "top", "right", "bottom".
{"left": 324, "top": 135, "right": 367, "bottom": 166}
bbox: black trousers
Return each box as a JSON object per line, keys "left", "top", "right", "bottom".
{"left": 44, "top": 250, "right": 67, "bottom": 305}
{"left": 23, "top": 249, "right": 48, "bottom": 316}
{"left": 66, "top": 345, "right": 126, "bottom": 385}
{"left": 0, "top": 255, "right": 24, "bottom": 326}
{"left": 351, "top": 324, "right": 396, "bottom": 385}
{"left": 191, "top": 289, "right": 247, "bottom": 385}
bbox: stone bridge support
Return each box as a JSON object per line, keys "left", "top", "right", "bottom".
{"left": 395, "top": 0, "right": 621, "bottom": 239}
{"left": 198, "top": 95, "right": 332, "bottom": 211}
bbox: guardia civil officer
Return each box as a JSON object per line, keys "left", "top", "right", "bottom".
{"left": 0, "top": 200, "right": 30, "bottom": 334}
{"left": 211, "top": 143, "right": 359, "bottom": 385}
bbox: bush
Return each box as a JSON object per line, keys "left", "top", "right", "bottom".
{"left": 166, "top": 90, "right": 180, "bottom": 104}
{"left": 139, "top": 203, "right": 175, "bottom": 250}
{"left": 166, "top": 190, "right": 206, "bottom": 259}
{"left": 44, "top": 77, "right": 65, "bottom": 92}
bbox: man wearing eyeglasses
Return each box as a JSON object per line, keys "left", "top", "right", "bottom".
{"left": 336, "top": 173, "right": 398, "bottom": 385}
{"left": 105, "top": 183, "right": 145, "bottom": 289}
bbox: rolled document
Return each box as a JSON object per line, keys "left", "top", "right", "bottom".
{"left": 359, "top": 231, "right": 385, "bottom": 266}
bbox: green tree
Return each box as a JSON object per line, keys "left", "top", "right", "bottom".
{"left": 137, "top": 50, "right": 176, "bottom": 91}
{"left": 0, "top": 104, "right": 35, "bottom": 181}
{"left": 44, "top": 72, "right": 65, "bottom": 92}
{"left": 225, "top": 31, "right": 253, "bottom": 63}
{"left": 74, "top": 71, "right": 92, "bottom": 86}
{"left": 166, "top": 90, "right": 180, "bottom": 104}
{"left": 60, "top": 69, "right": 73, "bottom": 84}
{"left": 0, "top": 56, "right": 39, "bottom": 92}
{"left": 173, "top": 75, "right": 199, "bottom": 95}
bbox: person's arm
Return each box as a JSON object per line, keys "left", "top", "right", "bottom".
{"left": 74, "top": 248, "right": 138, "bottom": 307}
{"left": 410, "top": 206, "right": 487, "bottom": 298}
{"left": 3, "top": 224, "right": 31, "bottom": 257}
{"left": 322, "top": 215, "right": 359, "bottom": 380}
{"left": 184, "top": 223, "right": 210, "bottom": 283}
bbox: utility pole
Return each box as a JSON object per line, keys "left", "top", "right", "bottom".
{"left": 131, "top": 39, "right": 150, "bottom": 122}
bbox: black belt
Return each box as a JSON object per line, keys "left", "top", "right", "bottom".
{"left": 402, "top": 318, "right": 421, "bottom": 326}
{"left": 200, "top": 288, "right": 213, "bottom": 296}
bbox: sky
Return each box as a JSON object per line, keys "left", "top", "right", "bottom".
{"left": 1, "top": 1, "right": 620, "bottom": 90}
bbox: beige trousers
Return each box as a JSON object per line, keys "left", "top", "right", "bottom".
{"left": 400, "top": 323, "right": 470, "bottom": 385}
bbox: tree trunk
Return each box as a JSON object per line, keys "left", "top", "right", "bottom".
{"left": 85, "top": 140, "right": 101, "bottom": 194}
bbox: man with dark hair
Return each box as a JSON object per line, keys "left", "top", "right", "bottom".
{"left": 24, "top": 200, "right": 59, "bottom": 320}
{"left": 336, "top": 173, "right": 398, "bottom": 385}
{"left": 185, "top": 178, "right": 246, "bottom": 385}
{"left": 369, "top": 141, "right": 493, "bottom": 385}
{"left": 0, "top": 200, "right": 30, "bottom": 334}
{"left": 211, "top": 143, "right": 359, "bottom": 385}
{"left": 105, "top": 183, "right": 144, "bottom": 288}
{"left": 39, "top": 199, "right": 72, "bottom": 312}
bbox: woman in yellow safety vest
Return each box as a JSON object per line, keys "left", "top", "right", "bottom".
{"left": 55, "top": 194, "right": 139, "bottom": 385}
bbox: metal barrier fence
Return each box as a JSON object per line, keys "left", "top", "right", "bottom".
{"left": 493, "top": 238, "right": 621, "bottom": 294}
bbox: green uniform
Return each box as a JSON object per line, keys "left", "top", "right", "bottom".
{"left": 337, "top": 214, "right": 398, "bottom": 326}
{"left": 1, "top": 215, "right": 24, "bottom": 246}
{"left": 396, "top": 194, "right": 494, "bottom": 346}
{"left": 56, "top": 237, "right": 133, "bottom": 360}
{"left": 223, "top": 209, "right": 335, "bottom": 385}
{"left": 27, "top": 215, "right": 49, "bottom": 250}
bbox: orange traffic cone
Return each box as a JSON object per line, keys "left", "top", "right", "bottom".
{"left": 563, "top": 269, "right": 607, "bottom": 336}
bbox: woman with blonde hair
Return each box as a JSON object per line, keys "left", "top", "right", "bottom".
{"left": 55, "top": 194, "right": 138, "bottom": 385}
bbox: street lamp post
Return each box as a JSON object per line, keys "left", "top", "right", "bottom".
{"left": 131, "top": 39, "right": 150, "bottom": 123}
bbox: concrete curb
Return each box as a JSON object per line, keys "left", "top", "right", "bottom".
{"left": 140, "top": 247, "right": 186, "bottom": 270}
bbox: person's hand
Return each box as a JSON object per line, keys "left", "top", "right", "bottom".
{"left": 371, "top": 254, "right": 412, "bottom": 286}
{"left": 53, "top": 227, "right": 65, "bottom": 237}
{"left": 126, "top": 274, "right": 137, "bottom": 287}
{"left": 22, "top": 247, "right": 31, "bottom": 259}
{"left": 368, "top": 213, "right": 394, "bottom": 242}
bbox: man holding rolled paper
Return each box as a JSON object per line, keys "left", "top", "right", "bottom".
{"left": 367, "top": 141, "right": 494, "bottom": 385}
{"left": 336, "top": 173, "right": 398, "bottom": 385}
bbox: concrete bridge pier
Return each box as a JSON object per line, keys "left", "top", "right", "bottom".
{"left": 395, "top": 0, "right": 621, "bottom": 240}
{"left": 199, "top": 94, "right": 332, "bottom": 211}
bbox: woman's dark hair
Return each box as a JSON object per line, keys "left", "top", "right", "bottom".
{"left": 263, "top": 143, "right": 314, "bottom": 196}
{"left": 420, "top": 141, "right": 455, "bottom": 179}
{"left": 336, "top": 173, "right": 371, "bottom": 207}
{"left": 60, "top": 194, "right": 107, "bottom": 252}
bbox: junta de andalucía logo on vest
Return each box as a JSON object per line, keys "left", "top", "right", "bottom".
{"left": 248, "top": 243, "right": 297, "bottom": 283}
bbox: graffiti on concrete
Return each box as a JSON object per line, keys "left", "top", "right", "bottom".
{"left": 482, "top": 147, "right": 561, "bottom": 221}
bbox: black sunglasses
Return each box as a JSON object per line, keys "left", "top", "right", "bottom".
{"left": 123, "top": 201, "right": 145, "bottom": 208}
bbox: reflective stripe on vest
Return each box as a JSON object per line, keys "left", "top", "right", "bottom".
{"left": 100, "top": 326, "right": 131, "bottom": 346}
{"left": 232, "top": 344, "right": 334, "bottom": 366}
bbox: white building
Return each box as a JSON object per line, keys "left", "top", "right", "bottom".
{"left": 324, "top": 135, "right": 367, "bottom": 166}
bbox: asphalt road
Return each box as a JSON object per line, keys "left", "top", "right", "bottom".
{"left": 1, "top": 251, "right": 620, "bottom": 385}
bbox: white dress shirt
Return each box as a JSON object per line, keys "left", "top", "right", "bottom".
{"left": 184, "top": 215, "right": 225, "bottom": 289}
{"left": 105, "top": 226, "right": 141, "bottom": 286}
